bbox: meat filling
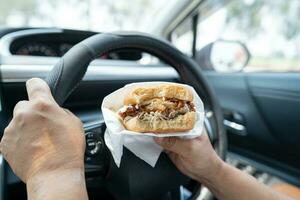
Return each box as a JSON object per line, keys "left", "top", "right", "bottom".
{"left": 119, "top": 98, "right": 195, "bottom": 121}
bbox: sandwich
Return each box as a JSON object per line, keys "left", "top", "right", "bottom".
{"left": 118, "top": 84, "right": 196, "bottom": 133}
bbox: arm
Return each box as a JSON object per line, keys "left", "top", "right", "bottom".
{"left": 154, "top": 130, "right": 292, "bottom": 200}
{"left": 27, "top": 169, "right": 88, "bottom": 200}
{"left": 204, "top": 161, "right": 290, "bottom": 200}
{"left": 0, "top": 78, "right": 88, "bottom": 200}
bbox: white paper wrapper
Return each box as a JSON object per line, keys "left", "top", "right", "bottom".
{"left": 102, "top": 82, "right": 205, "bottom": 167}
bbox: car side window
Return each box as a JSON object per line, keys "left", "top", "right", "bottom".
{"left": 170, "top": 17, "right": 194, "bottom": 57}
{"left": 196, "top": 0, "right": 300, "bottom": 72}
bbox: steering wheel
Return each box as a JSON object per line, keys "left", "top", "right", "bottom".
{"left": 45, "top": 32, "right": 227, "bottom": 200}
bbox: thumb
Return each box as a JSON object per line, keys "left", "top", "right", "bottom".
{"left": 26, "top": 78, "right": 57, "bottom": 104}
{"left": 154, "top": 137, "right": 191, "bottom": 156}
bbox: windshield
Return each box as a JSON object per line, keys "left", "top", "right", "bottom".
{"left": 0, "top": 0, "right": 174, "bottom": 32}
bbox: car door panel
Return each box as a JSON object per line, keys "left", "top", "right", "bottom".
{"left": 246, "top": 73, "right": 300, "bottom": 145}
{"left": 204, "top": 71, "right": 300, "bottom": 181}
{"left": 204, "top": 71, "right": 277, "bottom": 143}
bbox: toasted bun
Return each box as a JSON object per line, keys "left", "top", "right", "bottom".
{"left": 123, "top": 112, "right": 196, "bottom": 133}
{"left": 124, "top": 84, "right": 193, "bottom": 105}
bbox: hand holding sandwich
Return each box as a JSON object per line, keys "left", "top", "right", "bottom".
{"left": 119, "top": 83, "right": 291, "bottom": 199}
{"left": 155, "top": 130, "right": 292, "bottom": 200}
{"left": 155, "top": 129, "right": 223, "bottom": 183}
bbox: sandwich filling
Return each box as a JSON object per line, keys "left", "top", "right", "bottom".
{"left": 118, "top": 97, "right": 195, "bottom": 122}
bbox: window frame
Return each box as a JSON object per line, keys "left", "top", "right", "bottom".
{"left": 168, "top": 0, "right": 300, "bottom": 73}
{"left": 167, "top": 0, "right": 229, "bottom": 58}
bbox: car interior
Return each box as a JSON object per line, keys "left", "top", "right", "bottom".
{"left": 0, "top": 0, "right": 300, "bottom": 199}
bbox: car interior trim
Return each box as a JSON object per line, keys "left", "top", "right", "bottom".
{"left": 0, "top": 28, "right": 63, "bottom": 56}
{"left": 161, "top": 0, "right": 203, "bottom": 37}
{"left": 223, "top": 119, "right": 247, "bottom": 136}
{"left": 228, "top": 152, "right": 300, "bottom": 187}
{"left": 0, "top": 64, "right": 178, "bottom": 83}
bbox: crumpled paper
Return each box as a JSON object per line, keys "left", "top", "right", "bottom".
{"left": 102, "top": 82, "right": 205, "bottom": 167}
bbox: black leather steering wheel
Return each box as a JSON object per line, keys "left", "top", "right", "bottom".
{"left": 45, "top": 32, "right": 227, "bottom": 200}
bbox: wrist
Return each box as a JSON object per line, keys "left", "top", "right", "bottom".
{"left": 201, "top": 160, "right": 230, "bottom": 191}
{"left": 25, "top": 156, "right": 85, "bottom": 182}
{"left": 27, "top": 168, "right": 87, "bottom": 200}
{"left": 27, "top": 167, "right": 84, "bottom": 183}
{"left": 196, "top": 155, "right": 226, "bottom": 186}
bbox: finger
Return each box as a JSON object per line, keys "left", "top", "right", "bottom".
{"left": 13, "top": 100, "right": 29, "bottom": 117}
{"left": 167, "top": 152, "right": 177, "bottom": 163}
{"left": 63, "top": 108, "right": 75, "bottom": 116}
{"left": 201, "top": 128, "right": 209, "bottom": 138}
{"left": 0, "top": 146, "right": 2, "bottom": 155}
{"left": 0, "top": 125, "right": 13, "bottom": 157}
{"left": 154, "top": 137, "right": 192, "bottom": 156}
{"left": 0, "top": 136, "right": 8, "bottom": 155}
{"left": 0, "top": 142, "right": 7, "bottom": 159}
{"left": 196, "top": 129, "right": 211, "bottom": 143}
{"left": 63, "top": 108, "right": 82, "bottom": 123}
{"left": 3, "top": 116, "right": 16, "bottom": 138}
{"left": 26, "top": 78, "right": 56, "bottom": 103}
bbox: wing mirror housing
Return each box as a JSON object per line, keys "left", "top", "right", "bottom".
{"left": 195, "top": 40, "right": 251, "bottom": 72}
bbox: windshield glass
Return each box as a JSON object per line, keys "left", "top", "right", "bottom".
{"left": 0, "top": 0, "right": 174, "bottom": 32}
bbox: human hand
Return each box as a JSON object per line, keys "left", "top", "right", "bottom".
{"left": 0, "top": 78, "right": 85, "bottom": 183}
{"left": 154, "top": 129, "right": 224, "bottom": 184}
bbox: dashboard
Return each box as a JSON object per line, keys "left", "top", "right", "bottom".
{"left": 1, "top": 28, "right": 143, "bottom": 60}
{"left": 13, "top": 41, "right": 73, "bottom": 57}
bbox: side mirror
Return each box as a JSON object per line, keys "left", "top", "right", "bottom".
{"left": 195, "top": 40, "right": 251, "bottom": 72}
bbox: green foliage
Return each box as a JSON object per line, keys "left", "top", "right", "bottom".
{"left": 226, "top": 0, "right": 264, "bottom": 36}
{"left": 225, "top": 0, "right": 300, "bottom": 40}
